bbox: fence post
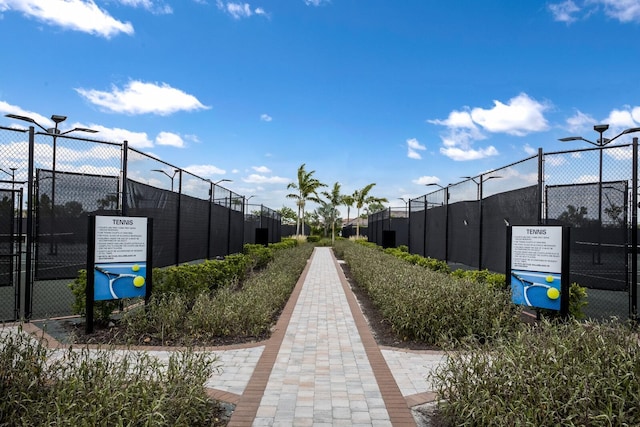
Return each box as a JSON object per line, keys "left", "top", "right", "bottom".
{"left": 632, "top": 137, "right": 638, "bottom": 321}
{"left": 175, "top": 170, "right": 182, "bottom": 265}
{"left": 537, "top": 148, "right": 544, "bottom": 224}
{"left": 24, "top": 126, "right": 35, "bottom": 320}
{"left": 121, "top": 140, "right": 128, "bottom": 216}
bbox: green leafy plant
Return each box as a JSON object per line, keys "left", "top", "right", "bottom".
{"left": 433, "top": 318, "right": 640, "bottom": 425}
{"left": 67, "top": 269, "right": 119, "bottom": 323}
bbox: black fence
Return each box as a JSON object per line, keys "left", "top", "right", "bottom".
{"left": 367, "top": 208, "right": 408, "bottom": 248}
{"left": 370, "top": 142, "right": 640, "bottom": 321}
{"left": 0, "top": 126, "right": 281, "bottom": 321}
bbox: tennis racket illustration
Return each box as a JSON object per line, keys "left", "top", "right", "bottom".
{"left": 511, "top": 272, "right": 559, "bottom": 307}
{"left": 95, "top": 266, "right": 141, "bottom": 299}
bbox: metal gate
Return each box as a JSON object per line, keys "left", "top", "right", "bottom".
{"left": 0, "top": 188, "right": 23, "bottom": 321}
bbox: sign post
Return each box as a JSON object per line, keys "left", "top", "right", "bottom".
{"left": 507, "top": 225, "right": 570, "bottom": 317}
{"left": 86, "top": 216, "right": 153, "bottom": 333}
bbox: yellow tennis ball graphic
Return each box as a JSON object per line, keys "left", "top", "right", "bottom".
{"left": 546, "top": 275, "right": 554, "bottom": 283}
{"left": 132, "top": 264, "right": 140, "bottom": 272}
{"left": 547, "top": 287, "right": 560, "bottom": 300}
{"left": 133, "top": 276, "right": 145, "bottom": 288}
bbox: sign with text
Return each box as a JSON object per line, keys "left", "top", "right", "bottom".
{"left": 507, "top": 225, "right": 569, "bottom": 315}
{"left": 92, "top": 216, "right": 149, "bottom": 301}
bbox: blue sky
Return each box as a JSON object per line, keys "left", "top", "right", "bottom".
{"left": 1, "top": 0, "right": 640, "bottom": 216}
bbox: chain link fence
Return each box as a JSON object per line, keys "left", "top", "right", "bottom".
{"left": 0, "top": 127, "right": 282, "bottom": 321}
{"left": 379, "top": 141, "right": 639, "bottom": 321}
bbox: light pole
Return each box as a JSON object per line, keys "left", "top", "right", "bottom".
{"left": 560, "top": 125, "right": 640, "bottom": 264}
{"left": 0, "top": 167, "right": 16, "bottom": 191}
{"left": 245, "top": 195, "right": 256, "bottom": 213}
{"left": 151, "top": 168, "right": 179, "bottom": 192}
{"left": 5, "top": 114, "right": 98, "bottom": 255}
{"left": 398, "top": 197, "right": 408, "bottom": 216}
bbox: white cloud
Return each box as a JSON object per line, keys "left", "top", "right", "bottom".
{"left": 470, "top": 93, "right": 550, "bottom": 136}
{"left": 549, "top": 0, "right": 640, "bottom": 23}
{"left": 0, "top": 0, "right": 134, "bottom": 38}
{"left": 183, "top": 164, "right": 226, "bottom": 177}
{"left": 523, "top": 143, "right": 537, "bottom": 156}
{"left": 429, "top": 93, "right": 546, "bottom": 161}
{"left": 566, "top": 110, "right": 595, "bottom": 133}
{"left": 243, "top": 174, "right": 289, "bottom": 184}
{"left": 260, "top": 113, "right": 272, "bottom": 122}
{"left": 406, "top": 138, "right": 425, "bottom": 160}
{"left": 252, "top": 165, "right": 271, "bottom": 173}
{"left": 412, "top": 176, "right": 441, "bottom": 186}
{"left": 304, "top": 0, "right": 329, "bottom": 6}
{"left": 76, "top": 80, "right": 210, "bottom": 115}
{"left": 156, "top": 131, "right": 184, "bottom": 148}
{"left": 0, "top": 100, "right": 57, "bottom": 129}
{"left": 548, "top": 0, "right": 581, "bottom": 22}
{"left": 595, "top": 0, "right": 640, "bottom": 23}
{"left": 440, "top": 146, "right": 499, "bottom": 161}
{"left": 85, "top": 124, "right": 154, "bottom": 149}
{"left": 116, "top": 0, "right": 172, "bottom": 14}
{"left": 603, "top": 108, "right": 638, "bottom": 129}
{"left": 215, "top": 1, "right": 268, "bottom": 19}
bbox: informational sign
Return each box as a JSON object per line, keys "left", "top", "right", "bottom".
{"left": 507, "top": 225, "right": 569, "bottom": 314}
{"left": 92, "top": 216, "right": 149, "bottom": 300}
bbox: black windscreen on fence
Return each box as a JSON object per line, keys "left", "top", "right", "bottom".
{"left": 179, "top": 194, "right": 210, "bottom": 263}
{"left": 426, "top": 206, "right": 446, "bottom": 260}
{"left": 35, "top": 170, "right": 120, "bottom": 280}
{"left": 448, "top": 201, "right": 480, "bottom": 268}
{"left": 0, "top": 190, "right": 12, "bottom": 286}
{"left": 229, "top": 209, "right": 244, "bottom": 254}
{"left": 209, "top": 203, "right": 230, "bottom": 257}
{"left": 482, "top": 185, "right": 539, "bottom": 274}
{"left": 126, "top": 179, "right": 178, "bottom": 268}
{"left": 409, "top": 199, "right": 426, "bottom": 256}
{"left": 546, "top": 181, "right": 627, "bottom": 291}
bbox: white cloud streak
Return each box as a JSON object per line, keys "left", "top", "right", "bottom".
{"left": 549, "top": 0, "right": 640, "bottom": 23}
{"left": 0, "top": 0, "right": 134, "bottom": 37}
{"left": 75, "top": 80, "right": 210, "bottom": 115}
{"left": 406, "top": 138, "right": 425, "bottom": 160}
{"left": 156, "top": 131, "right": 184, "bottom": 148}
{"left": 215, "top": 1, "right": 268, "bottom": 19}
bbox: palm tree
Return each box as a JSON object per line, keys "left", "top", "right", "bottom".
{"left": 353, "top": 183, "right": 388, "bottom": 237}
{"left": 321, "top": 182, "right": 344, "bottom": 245}
{"left": 286, "top": 163, "right": 326, "bottom": 236}
{"left": 343, "top": 194, "right": 354, "bottom": 226}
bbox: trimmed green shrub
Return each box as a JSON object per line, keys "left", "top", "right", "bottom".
{"left": 67, "top": 270, "right": 119, "bottom": 322}
{"left": 306, "top": 235, "right": 321, "bottom": 243}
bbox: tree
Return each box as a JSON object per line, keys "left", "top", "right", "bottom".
{"left": 286, "top": 164, "right": 326, "bottom": 236}
{"left": 321, "top": 182, "right": 344, "bottom": 245}
{"left": 352, "top": 183, "right": 388, "bottom": 237}
{"left": 343, "top": 194, "right": 354, "bottom": 225}
{"left": 278, "top": 206, "right": 297, "bottom": 225}
{"left": 557, "top": 205, "right": 591, "bottom": 227}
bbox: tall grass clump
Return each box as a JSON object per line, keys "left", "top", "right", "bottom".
{"left": 0, "top": 327, "right": 222, "bottom": 426}
{"left": 334, "top": 240, "right": 522, "bottom": 347}
{"left": 433, "top": 319, "right": 640, "bottom": 425}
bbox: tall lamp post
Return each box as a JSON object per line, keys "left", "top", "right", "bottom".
{"left": 5, "top": 114, "right": 98, "bottom": 255}
{"left": 398, "top": 197, "right": 408, "bottom": 216}
{"left": 560, "top": 125, "right": 640, "bottom": 264}
{"left": 151, "top": 168, "right": 179, "bottom": 192}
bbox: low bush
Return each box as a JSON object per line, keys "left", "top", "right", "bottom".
{"left": 120, "top": 243, "right": 314, "bottom": 345}
{"left": 433, "top": 319, "right": 640, "bottom": 425}
{"left": 0, "top": 327, "right": 222, "bottom": 426}
{"left": 335, "top": 240, "right": 522, "bottom": 347}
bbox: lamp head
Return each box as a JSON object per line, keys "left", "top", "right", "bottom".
{"left": 593, "top": 124, "right": 609, "bottom": 133}
{"left": 51, "top": 115, "right": 67, "bottom": 124}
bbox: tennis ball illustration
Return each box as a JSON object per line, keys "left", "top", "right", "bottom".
{"left": 547, "top": 287, "right": 560, "bottom": 300}
{"left": 133, "top": 276, "right": 145, "bottom": 288}
{"left": 132, "top": 264, "right": 140, "bottom": 272}
{"left": 546, "top": 275, "right": 554, "bottom": 283}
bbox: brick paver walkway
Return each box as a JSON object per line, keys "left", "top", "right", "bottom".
{"left": 14, "top": 246, "right": 445, "bottom": 426}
